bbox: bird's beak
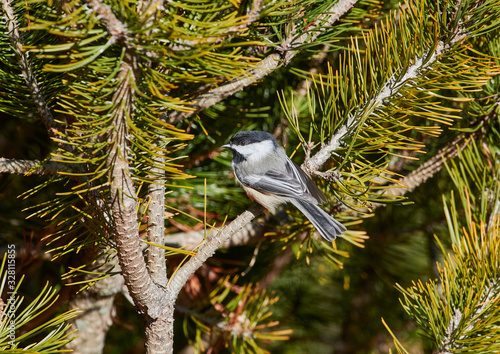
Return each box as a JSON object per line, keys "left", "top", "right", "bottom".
{"left": 222, "top": 144, "right": 230, "bottom": 149}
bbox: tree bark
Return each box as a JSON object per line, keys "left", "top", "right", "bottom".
{"left": 145, "top": 302, "right": 175, "bottom": 354}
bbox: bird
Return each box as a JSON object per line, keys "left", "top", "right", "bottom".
{"left": 222, "top": 130, "right": 345, "bottom": 241}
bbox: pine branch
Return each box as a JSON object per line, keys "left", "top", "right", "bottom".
{"left": 146, "top": 154, "right": 168, "bottom": 288}
{"left": 394, "top": 107, "right": 500, "bottom": 352}
{"left": 277, "top": 0, "right": 359, "bottom": 65}
{"left": 1, "top": 0, "right": 63, "bottom": 140}
{"left": 0, "top": 157, "right": 69, "bottom": 175}
{"left": 167, "top": 203, "right": 264, "bottom": 299}
{"left": 165, "top": 220, "right": 266, "bottom": 250}
{"left": 98, "top": 16, "right": 177, "bottom": 347}
{"left": 107, "top": 64, "right": 169, "bottom": 321}
{"left": 80, "top": 1, "right": 172, "bottom": 331}
{"left": 303, "top": 25, "right": 469, "bottom": 175}
{"left": 165, "top": 0, "right": 360, "bottom": 125}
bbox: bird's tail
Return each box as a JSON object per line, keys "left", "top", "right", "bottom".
{"left": 291, "top": 199, "right": 346, "bottom": 241}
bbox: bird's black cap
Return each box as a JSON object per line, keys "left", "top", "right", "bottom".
{"left": 227, "top": 131, "right": 278, "bottom": 147}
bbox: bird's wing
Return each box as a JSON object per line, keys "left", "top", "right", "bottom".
{"left": 237, "top": 158, "right": 326, "bottom": 204}
{"left": 285, "top": 158, "right": 327, "bottom": 203}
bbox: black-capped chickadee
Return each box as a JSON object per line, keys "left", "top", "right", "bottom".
{"left": 223, "top": 131, "right": 345, "bottom": 241}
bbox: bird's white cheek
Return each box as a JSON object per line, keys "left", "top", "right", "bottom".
{"left": 233, "top": 140, "right": 274, "bottom": 163}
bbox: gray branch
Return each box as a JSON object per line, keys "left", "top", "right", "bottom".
{"left": 167, "top": 204, "right": 264, "bottom": 300}
{"left": 165, "top": 220, "right": 265, "bottom": 250}
{"left": 146, "top": 154, "right": 168, "bottom": 288}
{"left": 0, "top": 157, "right": 69, "bottom": 175}
{"left": 106, "top": 64, "right": 169, "bottom": 322}
{"left": 303, "top": 31, "right": 469, "bottom": 175}
{"left": 165, "top": 0, "right": 360, "bottom": 124}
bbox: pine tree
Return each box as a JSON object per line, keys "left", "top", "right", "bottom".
{"left": 1, "top": 0, "right": 499, "bottom": 352}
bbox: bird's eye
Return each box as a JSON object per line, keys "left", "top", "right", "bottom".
{"left": 240, "top": 141, "right": 247, "bottom": 146}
